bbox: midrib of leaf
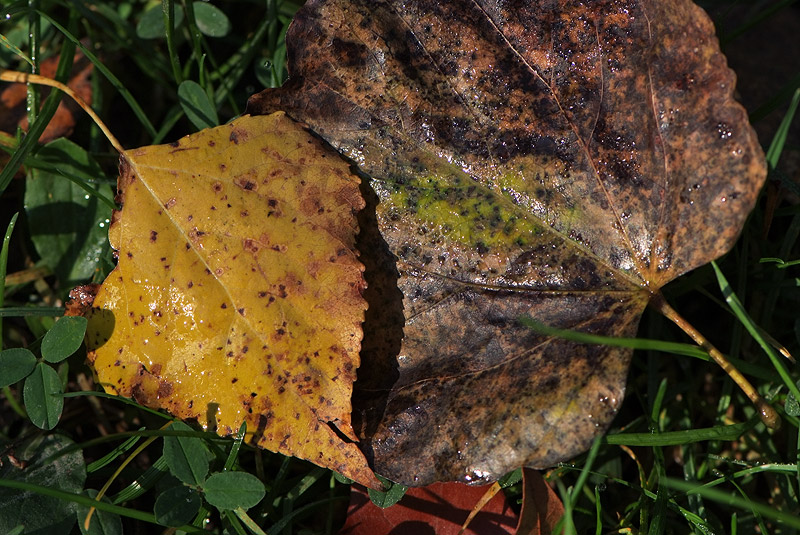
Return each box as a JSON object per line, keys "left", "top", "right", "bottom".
{"left": 639, "top": 3, "right": 675, "bottom": 289}
{"left": 121, "top": 154, "right": 261, "bottom": 363}
{"left": 121, "top": 148, "right": 354, "bottom": 418}
{"left": 466, "top": 0, "right": 651, "bottom": 283}
{"left": 128, "top": 154, "right": 354, "bottom": 343}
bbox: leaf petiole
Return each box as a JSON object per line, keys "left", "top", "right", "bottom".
{"left": 650, "top": 292, "right": 780, "bottom": 430}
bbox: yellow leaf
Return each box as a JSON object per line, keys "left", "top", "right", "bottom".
{"left": 86, "top": 112, "right": 380, "bottom": 488}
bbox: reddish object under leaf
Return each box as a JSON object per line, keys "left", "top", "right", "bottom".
{"left": 340, "top": 481, "right": 518, "bottom": 535}
{"left": 516, "top": 469, "right": 564, "bottom": 535}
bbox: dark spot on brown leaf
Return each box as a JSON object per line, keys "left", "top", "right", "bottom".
{"left": 247, "top": 0, "right": 767, "bottom": 486}
{"left": 157, "top": 380, "right": 172, "bottom": 398}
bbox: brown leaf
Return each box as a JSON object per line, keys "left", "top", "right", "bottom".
{"left": 0, "top": 50, "right": 93, "bottom": 143}
{"left": 340, "top": 482, "right": 518, "bottom": 535}
{"left": 84, "top": 113, "right": 380, "bottom": 488}
{"left": 516, "top": 469, "right": 564, "bottom": 535}
{"left": 248, "top": 0, "right": 766, "bottom": 485}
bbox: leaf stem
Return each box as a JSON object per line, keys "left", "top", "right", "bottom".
{"left": 0, "top": 70, "right": 124, "bottom": 154}
{"left": 649, "top": 292, "right": 780, "bottom": 429}
{"left": 458, "top": 481, "right": 501, "bottom": 535}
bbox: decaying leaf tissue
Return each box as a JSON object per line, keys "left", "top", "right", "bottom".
{"left": 83, "top": 0, "right": 766, "bottom": 488}
{"left": 248, "top": 0, "right": 766, "bottom": 485}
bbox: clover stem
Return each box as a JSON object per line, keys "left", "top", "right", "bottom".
{"left": 0, "top": 69, "right": 124, "bottom": 154}
{"left": 650, "top": 291, "right": 780, "bottom": 430}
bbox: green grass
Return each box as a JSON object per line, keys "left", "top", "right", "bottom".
{"left": 1, "top": 1, "right": 800, "bottom": 534}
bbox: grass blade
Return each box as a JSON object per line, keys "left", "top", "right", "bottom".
{"left": 605, "top": 420, "right": 756, "bottom": 446}
{"left": 663, "top": 478, "right": 800, "bottom": 529}
{"left": 35, "top": 10, "right": 157, "bottom": 139}
{"left": 711, "top": 261, "right": 800, "bottom": 404}
{"left": 765, "top": 87, "right": 800, "bottom": 168}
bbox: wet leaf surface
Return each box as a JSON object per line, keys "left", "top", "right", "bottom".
{"left": 153, "top": 485, "right": 202, "bottom": 527}
{"left": 248, "top": 0, "right": 767, "bottom": 485}
{"left": 85, "top": 112, "right": 380, "bottom": 488}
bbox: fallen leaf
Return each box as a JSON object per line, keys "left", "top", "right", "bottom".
{"left": 0, "top": 49, "right": 92, "bottom": 143}
{"left": 340, "top": 481, "right": 518, "bottom": 535}
{"left": 85, "top": 112, "right": 380, "bottom": 488}
{"left": 515, "top": 469, "right": 564, "bottom": 535}
{"left": 247, "top": 0, "right": 767, "bottom": 485}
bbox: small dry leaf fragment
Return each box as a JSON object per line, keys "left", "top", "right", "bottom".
{"left": 0, "top": 50, "right": 93, "bottom": 143}
{"left": 340, "top": 481, "right": 518, "bottom": 534}
{"left": 515, "top": 469, "right": 564, "bottom": 535}
{"left": 85, "top": 112, "right": 379, "bottom": 488}
{"left": 248, "top": 0, "right": 767, "bottom": 485}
